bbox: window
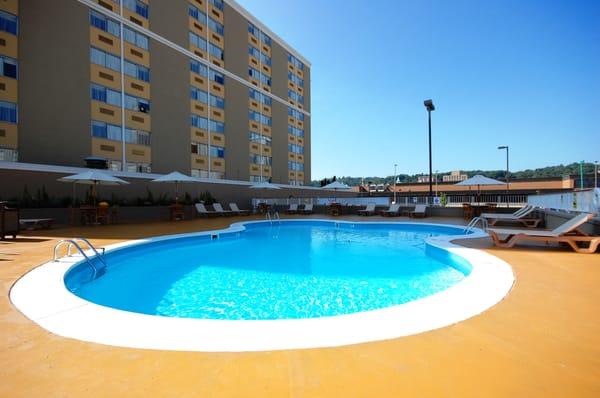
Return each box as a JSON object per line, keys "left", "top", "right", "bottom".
{"left": 288, "top": 72, "right": 303, "bottom": 88}
{"left": 248, "top": 67, "right": 271, "bottom": 86}
{"left": 250, "top": 154, "right": 272, "bottom": 166}
{"left": 91, "top": 120, "right": 121, "bottom": 141}
{"left": 124, "top": 60, "right": 150, "bottom": 82}
{"left": 190, "top": 60, "right": 208, "bottom": 77}
{"left": 188, "top": 4, "right": 206, "bottom": 23}
{"left": 192, "top": 168, "right": 209, "bottom": 178}
{"left": 123, "top": 0, "right": 149, "bottom": 19}
{"left": 91, "top": 47, "right": 121, "bottom": 72}
{"left": 288, "top": 143, "right": 304, "bottom": 154}
{"left": 247, "top": 23, "right": 271, "bottom": 46}
{"left": 126, "top": 162, "right": 151, "bottom": 173}
{"left": 191, "top": 114, "right": 208, "bottom": 130}
{"left": 248, "top": 45, "right": 271, "bottom": 66}
{"left": 190, "top": 87, "right": 208, "bottom": 103}
{"left": 288, "top": 53, "right": 304, "bottom": 70}
{"left": 249, "top": 175, "right": 268, "bottom": 183}
{"left": 249, "top": 89, "right": 272, "bottom": 106}
{"left": 288, "top": 89, "right": 304, "bottom": 104}
{"left": 0, "top": 101, "right": 17, "bottom": 123}
{"left": 248, "top": 132, "right": 272, "bottom": 146}
{"left": 209, "top": 70, "right": 225, "bottom": 84}
{"left": 123, "top": 26, "right": 149, "bottom": 50}
{"left": 90, "top": 10, "right": 120, "bottom": 37}
{"left": 210, "top": 94, "right": 225, "bottom": 109}
{"left": 0, "top": 55, "right": 17, "bottom": 79}
{"left": 208, "top": 17, "right": 224, "bottom": 35}
{"left": 209, "top": 43, "right": 224, "bottom": 60}
{"left": 209, "top": 0, "right": 224, "bottom": 11}
{"left": 125, "top": 128, "right": 151, "bottom": 145}
{"left": 288, "top": 125, "right": 304, "bottom": 137}
{"left": 288, "top": 107, "right": 305, "bottom": 121}
{"left": 191, "top": 142, "right": 208, "bottom": 156}
{"left": 190, "top": 32, "right": 207, "bottom": 50}
{"left": 210, "top": 145, "right": 225, "bottom": 158}
{"left": 248, "top": 111, "right": 271, "bottom": 126}
{"left": 124, "top": 94, "right": 150, "bottom": 112}
{"left": 0, "top": 10, "right": 18, "bottom": 35}
{"left": 0, "top": 147, "right": 18, "bottom": 162}
{"left": 288, "top": 160, "right": 304, "bottom": 171}
{"left": 90, "top": 84, "right": 121, "bottom": 106}
{"left": 209, "top": 120, "right": 225, "bottom": 133}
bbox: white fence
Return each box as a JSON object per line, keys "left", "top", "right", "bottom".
{"left": 528, "top": 189, "right": 600, "bottom": 213}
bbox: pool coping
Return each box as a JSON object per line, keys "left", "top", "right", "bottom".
{"left": 9, "top": 220, "right": 515, "bottom": 352}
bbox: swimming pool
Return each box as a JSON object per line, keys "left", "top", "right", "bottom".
{"left": 65, "top": 221, "right": 471, "bottom": 320}
{"left": 10, "top": 220, "right": 515, "bottom": 351}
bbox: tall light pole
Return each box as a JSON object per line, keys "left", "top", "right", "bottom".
{"left": 580, "top": 160, "right": 584, "bottom": 190}
{"left": 435, "top": 169, "right": 439, "bottom": 197}
{"left": 424, "top": 99, "right": 435, "bottom": 202}
{"left": 595, "top": 161, "right": 598, "bottom": 189}
{"left": 393, "top": 164, "right": 397, "bottom": 204}
{"left": 498, "top": 146, "right": 509, "bottom": 207}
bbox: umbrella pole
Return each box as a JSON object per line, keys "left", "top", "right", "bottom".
{"left": 175, "top": 181, "right": 179, "bottom": 204}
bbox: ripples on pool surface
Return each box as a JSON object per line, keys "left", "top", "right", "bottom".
{"left": 66, "top": 222, "right": 469, "bottom": 320}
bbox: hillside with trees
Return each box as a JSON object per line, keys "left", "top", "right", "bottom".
{"left": 312, "top": 162, "right": 597, "bottom": 187}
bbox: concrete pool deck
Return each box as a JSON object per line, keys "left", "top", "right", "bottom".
{"left": 1, "top": 215, "right": 599, "bottom": 397}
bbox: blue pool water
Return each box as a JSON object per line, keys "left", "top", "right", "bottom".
{"left": 65, "top": 221, "right": 471, "bottom": 320}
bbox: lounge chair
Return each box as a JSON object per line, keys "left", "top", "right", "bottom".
{"left": 381, "top": 203, "right": 401, "bottom": 217}
{"left": 488, "top": 213, "right": 599, "bottom": 254}
{"left": 481, "top": 204, "right": 541, "bottom": 227}
{"left": 229, "top": 203, "right": 250, "bottom": 215}
{"left": 213, "top": 203, "right": 233, "bottom": 216}
{"left": 286, "top": 204, "right": 299, "bottom": 214}
{"left": 300, "top": 204, "right": 313, "bottom": 214}
{"left": 357, "top": 203, "right": 376, "bottom": 216}
{"left": 410, "top": 205, "right": 427, "bottom": 218}
{"left": 195, "top": 203, "right": 217, "bottom": 217}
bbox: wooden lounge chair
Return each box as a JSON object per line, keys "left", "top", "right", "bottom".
{"left": 410, "top": 205, "right": 427, "bottom": 218}
{"left": 381, "top": 203, "right": 401, "bottom": 217}
{"left": 213, "top": 203, "right": 234, "bottom": 216}
{"left": 195, "top": 203, "right": 217, "bottom": 217}
{"left": 481, "top": 205, "right": 541, "bottom": 227}
{"left": 300, "top": 204, "right": 313, "bottom": 215}
{"left": 229, "top": 203, "right": 250, "bottom": 215}
{"left": 357, "top": 203, "right": 376, "bottom": 216}
{"left": 488, "top": 213, "right": 599, "bottom": 254}
{"left": 286, "top": 204, "right": 299, "bottom": 214}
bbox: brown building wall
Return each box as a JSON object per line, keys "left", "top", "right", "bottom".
{"left": 19, "top": 0, "right": 91, "bottom": 167}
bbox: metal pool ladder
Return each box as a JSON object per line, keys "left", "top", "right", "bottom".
{"left": 53, "top": 238, "right": 107, "bottom": 279}
{"left": 464, "top": 217, "right": 489, "bottom": 234}
{"left": 266, "top": 210, "right": 280, "bottom": 225}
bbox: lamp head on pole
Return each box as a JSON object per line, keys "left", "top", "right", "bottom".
{"left": 497, "top": 145, "right": 508, "bottom": 150}
{"left": 424, "top": 99, "right": 435, "bottom": 112}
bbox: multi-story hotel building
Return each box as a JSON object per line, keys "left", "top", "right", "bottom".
{"left": 0, "top": 0, "right": 311, "bottom": 185}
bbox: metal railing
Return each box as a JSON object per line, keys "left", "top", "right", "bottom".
{"left": 53, "top": 238, "right": 107, "bottom": 279}
{"left": 464, "top": 217, "right": 489, "bottom": 234}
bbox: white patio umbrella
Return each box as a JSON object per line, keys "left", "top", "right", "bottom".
{"left": 455, "top": 174, "right": 504, "bottom": 202}
{"left": 58, "top": 171, "right": 129, "bottom": 206}
{"left": 322, "top": 180, "right": 352, "bottom": 202}
{"left": 152, "top": 171, "right": 197, "bottom": 203}
{"left": 249, "top": 181, "right": 281, "bottom": 209}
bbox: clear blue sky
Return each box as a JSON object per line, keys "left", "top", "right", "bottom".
{"left": 237, "top": 0, "right": 600, "bottom": 179}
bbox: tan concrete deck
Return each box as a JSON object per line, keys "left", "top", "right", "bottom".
{"left": 1, "top": 215, "right": 599, "bottom": 397}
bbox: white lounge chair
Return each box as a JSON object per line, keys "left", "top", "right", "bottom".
{"left": 213, "top": 203, "right": 233, "bottom": 216}
{"left": 300, "top": 204, "right": 313, "bottom": 214}
{"left": 381, "top": 203, "right": 400, "bottom": 217}
{"left": 410, "top": 205, "right": 427, "bottom": 218}
{"left": 195, "top": 203, "right": 217, "bottom": 217}
{"left": 357, "top": 203, "right": 376, "bottom": 216}
{"left": 481, "top": 205, "right": 541, "bottom": 227}
{"left": 286, "top": 203, "right": 299, "bottom": 214}
{"left": 488, "top": 213, "right": 599, "bottom": 254}
{"left": 229, "top": 203, "right": 250, "bottom": 215}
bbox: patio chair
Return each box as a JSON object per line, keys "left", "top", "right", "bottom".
{"left": 213, "top": 203, "right": 234, "bottom": 216}
{"left": 229, "top": 203, "right": 250, "bottom": 215}
{"left": 286, "top": 203, "right": 299, "bottom": 214}
{"left": 381, "top": 203, "right": 401, "bottom": 217}
{"left": 410, "top": 205, "right": 427, "bottom": 218}
{"left": 488, "top": 213, "right": 599, "bottom": 254}
{"left": 300, "top": 204, "right": 313, "bottom": 215}
{"left": 481, "top": 205, "right": 541, "bottom": 227}
{"left": 195, "top": 203, "right": 217, "bottom": 217}
{"left": 357, "top": 203, "right": 376, "bottom": 216}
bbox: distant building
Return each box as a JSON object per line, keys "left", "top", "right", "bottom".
{"left": 442, "top": 170, "right": 468, "bottom": 182}
{"left": 417, "top": 175, "right": 432, "bottom": 183}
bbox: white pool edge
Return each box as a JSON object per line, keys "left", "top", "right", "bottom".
{"left": 10, "top": 220, "right": 514, "bottom": 352}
